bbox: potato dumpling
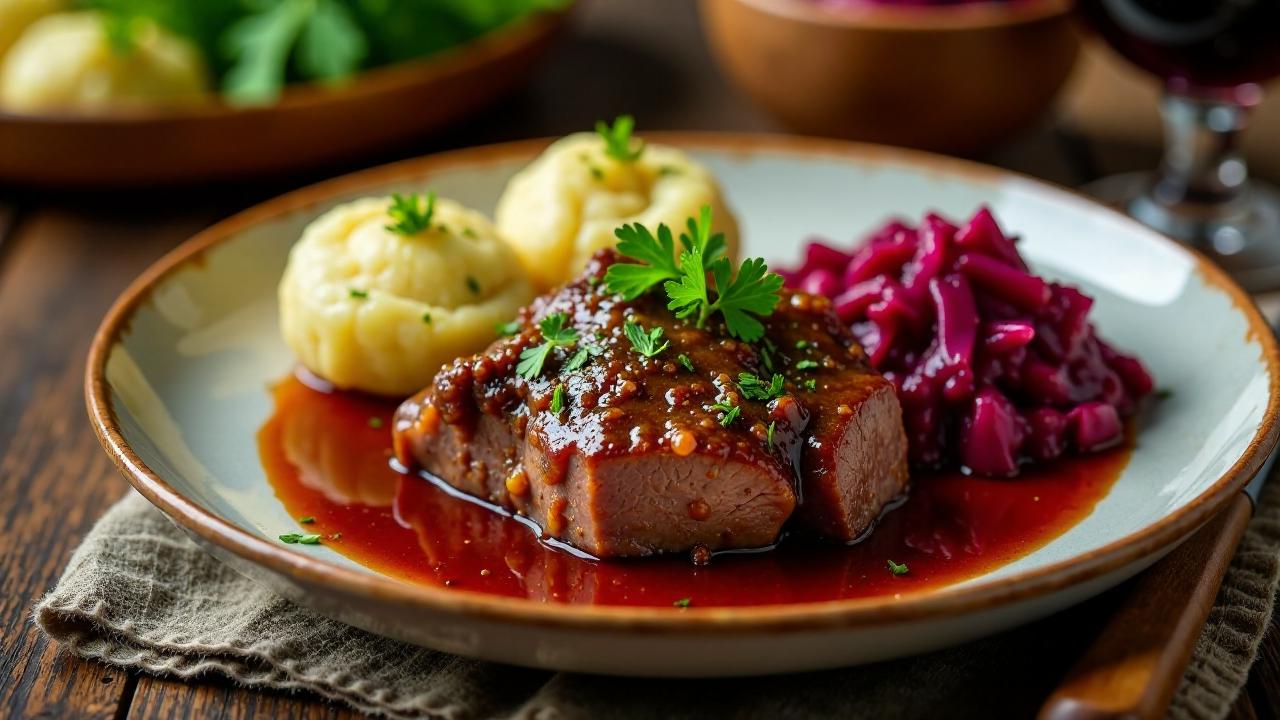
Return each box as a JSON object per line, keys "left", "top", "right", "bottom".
{"left": 279, "top": 196, "right": 536, "bottom": 397}
{"left": 0, "top": 0, "right": 63, "bottom": 61}
{"left": 495, "top": 132, "right": 740, "bottom": 289}
{"left": 0, "top": 11, "right": 207, "bottom": 113}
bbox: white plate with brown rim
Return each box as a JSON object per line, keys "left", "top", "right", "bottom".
{"left": 86, "top": 133, "right": 1280, "bottom": 677}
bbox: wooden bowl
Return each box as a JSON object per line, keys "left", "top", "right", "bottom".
{"left": 698, "top": 0, "right": 1080, "bottom": 155}
{"left": 0, "top": 10, "right": 569, "bottom": 188}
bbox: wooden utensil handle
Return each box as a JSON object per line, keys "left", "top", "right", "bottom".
{"left": 1039, "top": 495, "right": 1253, "bottom": 720}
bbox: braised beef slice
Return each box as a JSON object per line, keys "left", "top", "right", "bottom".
{"left": 393, "top": 250, "right": 908, "bottom": 559}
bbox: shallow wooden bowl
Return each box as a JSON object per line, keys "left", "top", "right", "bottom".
{"left": 699, "top": 0, "right": 1080, "bottom": 155}
{"left": 0, "top": 10, "right": 568, "bottom": 188}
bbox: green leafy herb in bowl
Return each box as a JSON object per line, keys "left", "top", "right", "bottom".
{"left": 1, "top": 0, "right": 570, "bottom": 112}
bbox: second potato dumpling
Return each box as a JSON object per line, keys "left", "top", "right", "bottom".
{"left": 279, "top": 195, "right": 535, "bottom": 397}
{"left": 495, "top": 120, "right": 740, "bottom": 289}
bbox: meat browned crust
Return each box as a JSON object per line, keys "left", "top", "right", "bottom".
{"left": 393, "top": 250, "right": 908, "bottom": 559}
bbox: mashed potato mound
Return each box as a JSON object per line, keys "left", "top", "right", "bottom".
{"left": 0, "top": 11, "right": 207, "bottom": 113}
{"left": 495, "top": 133, "right": 740, "bottom": 289}
{"left": 280, "top": 196, "right": 535, "bottom": 397}
{"left": 0, "top": 0, "right": 63, "bottom": 62}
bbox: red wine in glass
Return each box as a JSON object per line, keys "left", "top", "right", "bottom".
{"left": 1076, "top": 0, "right": 1280, "bottom": 290}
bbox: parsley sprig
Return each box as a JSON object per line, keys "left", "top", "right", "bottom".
{"left": 623, "top": 320, "right": 669, "bottom": 358}
{"left": 710, "top": 401, "right": 741, "bottom": 427}
{"left": 386, "top": 192, "right": 436, "bottom": 236}
{"left": 604, "top": 206, "right": 782, "bottom": 342}
{"left": 595, "top": 115, "right": 644, "bottom": 163}
{"left": 563, "top": 343, "right": 604, "bottom": 373}
{"left": 738, "top": 373, "right": 785, "bottom": 402}
{"left": 517, "top": 313, "right": 579, "bottom": 380}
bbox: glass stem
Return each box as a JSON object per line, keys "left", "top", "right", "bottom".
{"left": 1149, "top": 91, "right": 1253, "bottom": 213}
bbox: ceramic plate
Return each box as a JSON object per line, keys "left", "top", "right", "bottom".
{"left": 87, "top": 134, "right": 1280, "bottom": 677}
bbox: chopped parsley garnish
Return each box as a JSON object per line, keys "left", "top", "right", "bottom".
{"left": 887, "top": 559, "right": 910, "bottom": 576}
{"left": 516, "top": 313, "right": 579, "bottom": 380}
{"left": 795, "top": 359, "right": 819, "bottom": 371}
{"left": 496, "top": 320, "right": 521, "bottom": 337}
{"left": 386, "top": 192, "right": 436, "bottom": 236}
{"left": 795, "top": 340, "right": 811, "bottom": 350}
{"left": 605, "top": 206, "right": 782, "bottom": 342}
{"left": 623, "top": 320, "right": 669, "bottom": 358}
{"left": 677, "top": 353, "right": 695, "bottom": 373}
{"left": 462, "top": 227, "right": 477, "bottom": 238}
{"left": 280, "top": 533, "right": 322, "bottom": 545}
{"left": 349, "top": 288, "right": 369, "bottom": 299}
{"left": 804, "top": 378, "right": 817, "bottom": 392}
{"left": 596, "top": 115, "right": 645, "bottom": 163}
{"left": 759, "top": 343, "right": 775, "bottom": 373}
{"left": 550, "top": 384, "right": 565, "bottom": 414}
{"left": 589, "top": 165, "right": 604, "bottom": 181}
{"left": 658, "top": 165, "right": 681, "bottom": 177}
{"left": 466, "top": 276, "right": 480, "bottom": 295}
{"left": 299, "top": 516, "right": 315, "bottom": 524}
{"left": 422, "top": 312, "right": 432, "bottom": 325}
{"left": 767, "top": 421, "right": 776, "bottom": 447}
{"left": 672, "top": 597, "right": 691, "bottom": 608}
{"left": 563, "top": 344, "right": 604, "bottom": 373}
{"left": 367, "top": 417, "right": 383, "bottom": 429}
{"left": 711, "top": 402, "right": 740, "bottom": 427}
{"left": 738, "top": 372, "right": 785, "bottom": 402}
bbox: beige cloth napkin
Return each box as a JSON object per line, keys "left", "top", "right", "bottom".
{"left": 35, "top": 476, "right": 1280, "bottom": 720}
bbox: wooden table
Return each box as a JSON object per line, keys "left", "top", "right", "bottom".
{"left": 1, "top": 2, "right": 1277, "bottom": 717}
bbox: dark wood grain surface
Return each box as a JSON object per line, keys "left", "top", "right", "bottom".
{"left": 0, "top": 1, "right": 1275, "bottom": 718}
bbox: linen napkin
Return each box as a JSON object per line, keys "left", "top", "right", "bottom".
{"left": 36, "top": 473, "right": 1280, "bottom": 720}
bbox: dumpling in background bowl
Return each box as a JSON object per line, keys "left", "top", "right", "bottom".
{"left": 0, "top": 11, "right": 207, "bottom": 113}
{"left": 0, "top": 0, "right": 63, "bottom": 61}
{"left": 279, "top": 194, "right": 535, "bottom": 397}
{"left": 496, "top": 118, "right": 740, "bottom": 289}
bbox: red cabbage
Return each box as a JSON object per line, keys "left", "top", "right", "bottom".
{"left": 781, "top": 206, "right": 1154, "bottom": 476}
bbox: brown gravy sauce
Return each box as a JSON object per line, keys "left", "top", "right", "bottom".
{"left": 260, "top": 376, "right": 1130, "bottom": 608}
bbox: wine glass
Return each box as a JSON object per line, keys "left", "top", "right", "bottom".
{"left": 1075, "top": 0, "right": 1280, "bottom": 291}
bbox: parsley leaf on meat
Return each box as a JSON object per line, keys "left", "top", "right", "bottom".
{"left": 710, "top": 401, "right": 740, "bottom": 427}
{"left": 795, "top": 359, "right": 819, "bottom": 371}
{"left": 677, "top": 353, "right": 695, "bottom": 373}
{"left": 606, "top": 206, "right": 782, "bottom": 342}
{"left": 496, "top": 320, "right": 521, "bottom": 337}
{"left": 563, "top": 343, "right": 604, "bottom": 373}
{"left": 595, "top": 115, "right": 644, "bottom": 163}
{"left": 280, "top": 533, "right": 322, "bottom": 545}
{"left": 887, "top": 559, "right": 910, "bottom": 576}
{"left": 679, "top": 205, "right": 727, "bottom": 263}
{"left": 738, "top": 372, "right": 784, "bottom": 402}
{"left": 623, "top": 320, "right": 669, "bottom": 358}
{"left": 517, "top": 313, "right": 579, "bottom": 379}
{"left": 605, "top": 222, "right": 681, "bottom": 300}
{"left": 550, "top": 384, "right": 565, "bottom": 414}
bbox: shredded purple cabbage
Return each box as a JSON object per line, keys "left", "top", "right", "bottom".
{"left": 783, "top": 207, "right": 1154, "bottom": 477}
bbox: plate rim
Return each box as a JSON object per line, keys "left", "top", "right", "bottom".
{"left": 85, "top": 132, "right": 1280, "bottom": 634}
